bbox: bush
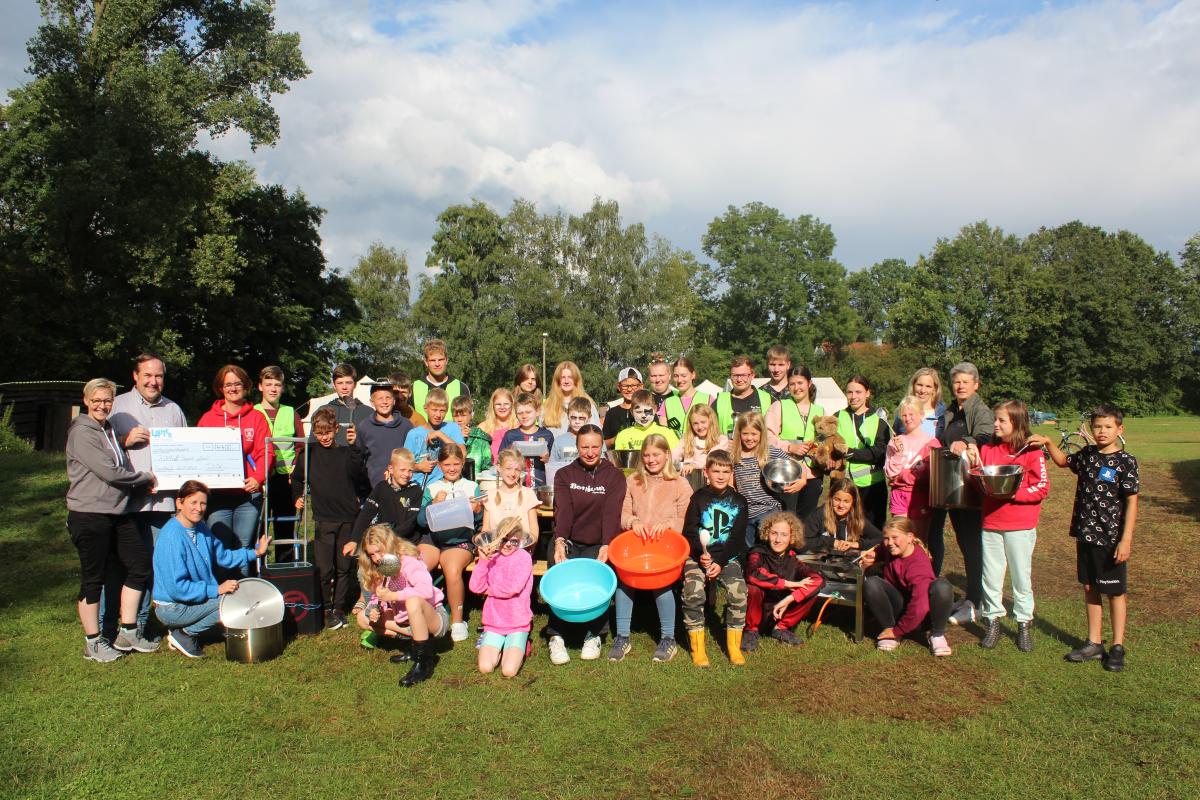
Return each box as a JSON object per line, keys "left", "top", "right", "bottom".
{"left": 0, "top": 398, "right": 34, "bottom": 454}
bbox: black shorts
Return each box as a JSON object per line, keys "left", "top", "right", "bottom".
{"left": 1076, "top": 540, "right": 1127, "bottom": 595}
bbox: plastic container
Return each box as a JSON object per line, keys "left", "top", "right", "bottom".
{"left": 514, "top": 439, "right": 548, "bottom": 458}
{"left": 608, "top": 530, "right": 689, "bottom": 590}
{"left": 539, "top": 559, "right": 617, "bottom": 622}
{"left": 424, "top": 497, "right": 474, "bottom": 532}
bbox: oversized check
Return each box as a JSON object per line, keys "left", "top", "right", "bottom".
{"left": 149, "top": 427, "right": 246, "bottom": 490}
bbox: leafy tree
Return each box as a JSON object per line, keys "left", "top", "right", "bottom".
{"left": 847, "top": 258, "right": 912, "bottom": 343}
{"left": 340, "top": 242, "right": 415, "bottom": 377}
{"left": 1179, "top": 234, "right": 1200, "bottom": 412}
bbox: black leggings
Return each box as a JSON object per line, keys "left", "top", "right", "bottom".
{"left": 863, "top": 575, "right": 954, "bottom": 637}
{"left": 783, "top": 478, "right": 824, "bottom": 520}
{"left": 949, "top": 508, "right": 983, "bottom": 606}
{"left": 858, "top": 482, "right": 888, "bottom": 530}
{"left": 67, "top": 511, "right": 149, "bottom": 603}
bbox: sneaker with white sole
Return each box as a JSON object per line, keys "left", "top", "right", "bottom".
{"left": 608, "top": 635, "right": 631, "bottom": 662}
{"left": 548, "top": 635, "right": 570, "bottom": 665}
{"left": 581, "top": 635, "right": 603, "bottom": 660}
{"left": 113, "top": 626, "right": 161, "bottom": 653}
{"left": 450, "top": 621, "right": 469, "bottom": 642}
{"left": 929, "top": 633, "right": 952, "bottom": 657}
{"left": 83, "top": 636, "right": 125, "bottom": 663}
{"left": 652, "top": 637, "right": 678, "bottom": 662}
{"left": 876, "top": 637, "right": 899, "bottom": 652}
{"left": 167, "top": 628, "right": 206, "bottom": 659}
{"left": 948, "top": 600, "right": 977, "bottom": 626}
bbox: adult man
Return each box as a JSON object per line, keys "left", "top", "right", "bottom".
{"left": 646, "top": 357, "right": 677, "bottom": 410}
{"left": 602, "top": 367, "right": 643, "bottom": 448}
{"left": 710, "top": 356, "right": 773, "bottom": 436}
{"left": 320, "top": 363, "right": 372, "bottom": 446}
{"left": 548, "top": 425, "right": 627, "bottom": 664}
{"left": 411, "top": 339, "right": 470, "bottom": 411}
{"left": 762, "top": 346, "right": 792, "bottom": 403}
{"left": 107, "top": 353, "right": 188, "bottom": 639}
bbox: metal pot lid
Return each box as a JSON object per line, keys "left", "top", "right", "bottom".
{"left": 219, "top": 577, "right": 286, "bottom": 628}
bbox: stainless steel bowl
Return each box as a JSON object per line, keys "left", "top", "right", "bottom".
{"left": 535, "top": 483, "right": 555, "bottom": 509}
{"left": 762, "top": 458, "right": 804, "bottom": 493}
{"left": 970, "top": 464, "right": 1025, "bottom": 499}
{"left": 611, "top": 450, "right": 641, "bottom": 470}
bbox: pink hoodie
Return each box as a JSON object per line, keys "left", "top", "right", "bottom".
{"left": 468, "top": 547, "right": 533, "bottom": 635}
{"left": 380, "top": 554, "right": 445, "bottom": 624}
{"left": 884, "top": 429, "right": 938, "bottom": 491}
{"left": 197, "top": 399, "right": 272, "bottom": 485}
{"left": 978, "top": 441, "right": 1049, "bottom": 531}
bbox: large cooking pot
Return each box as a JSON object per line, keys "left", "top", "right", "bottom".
{"left": 610, "top": 450, "right": 641, "bottom": 470}
{"left": 534, "top": 483, "right": 555, "bottom": 509}
{"left": 928, "top": 448, "right": 980, "bottom": 509}
{"left": 219, "top": 577, "right": 286, "bottom": 663}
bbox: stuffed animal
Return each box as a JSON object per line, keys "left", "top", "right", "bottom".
{"left": 808, "top": 415, "right": 848, "bottom": 477}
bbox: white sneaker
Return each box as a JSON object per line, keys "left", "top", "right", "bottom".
{"left": 450, "top": 621, "right": 469, "bottom": 642}
{"left": 581, "top": 635, "right": 602, "bottom": 660}
{"left": 548, "top": 635, "right": 570, "bottom": 665}
{"left": 948, "top": 600, "right": 977, "bottom": 626}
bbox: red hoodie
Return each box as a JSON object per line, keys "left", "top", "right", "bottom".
{"left": 978, "top": 441, "right": 1048, "bottom": 531}
{"left": 198, "top": 399, "right": 271, "bottom": 486}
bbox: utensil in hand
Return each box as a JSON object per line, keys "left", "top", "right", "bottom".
{"left": 698, "top": 528, "right": 711, "bottom": 557}
{"left": 1007, "top": 441, "right": 1037, "bottom": 459}
{"left": 378, "top": 553, "right": 400, "bottom": 577}
{"left": 876, "top": 407, "right": 897, "bottom": 436}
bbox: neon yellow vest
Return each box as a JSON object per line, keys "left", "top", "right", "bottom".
{"left": 255, "top": 403, "right": 297, "bottom": 475}
{"left": 412, "top": 378, "right": 463, "bottom": 413}
{"left": 779, "top": 401, "right": 825, "bottom": 441}
{"left": 836, "top": 409, "right": 883, "bottom": 487}
{"left": 662, "top": 392, "right": 710, "bottom": 435}
{"left": 714, "top": 389, "right": 772, "bottom": 435}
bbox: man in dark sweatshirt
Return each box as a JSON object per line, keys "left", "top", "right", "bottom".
{"left": 293, "top": 407, "right": 369, "bottom": 629}
{"left": 354, "top": 382, "right": 414, "bottom": 485}
{"left": 547, "top": 425, "right": 626, "bottom": 664}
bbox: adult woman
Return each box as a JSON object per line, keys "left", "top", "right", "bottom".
{"left": 801, "top": 478, "right": 883, "bottom": 554}
{"left": 66, "top": 378, "right": 159, "bottom": 661}
{"left": 152, "top": 481, "right": 272, "bottom": 658}
{"left": 941, "top": 362, "right": 994, "bottom": 626}
{"left": 836, "top": 375, "right": 891, "bottom": 529}
{"left": 766, "top": 366, "right": 825, "bottom": 518}
{"left": 612, "top": 434, "right": 693, "bottom": 663}
{"left": 197, "top": 364, "right": 271, "bottom": 575}
{"left": 660, "top": 356, "right": 709, "bottom": 436}
{"left": 479, "top": 388, "right": 516, "bottom": 465}
{"left": 542, "top": 361, "right": 600, "bottom": 434}
{"left": 894, "top": 367, "right": 945, "bottom": 438}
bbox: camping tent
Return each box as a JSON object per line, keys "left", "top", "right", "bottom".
{"left": 302, "top": 376, "right": 377, "bottom": 422}
{"left": 604, "top": 378, "right": 847, "bottom": 414}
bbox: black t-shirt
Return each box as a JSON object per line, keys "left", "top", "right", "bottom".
{"left": 1066, "top": 445, "right": 1139, "bottom": 548}
{"left": 602, "top": 404, "right": 633, "bottom": 441}
{"left": 763, "top": 383, "right": 789, "bottom": 403}
{"left": 726, "top": 393, "right": 763, "bottom": 416}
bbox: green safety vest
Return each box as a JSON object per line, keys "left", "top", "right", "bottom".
{"left": 255, "top": 403, "right": 297, "bottom": 475}
{"left": 662, "top": 392, "right": 710, "bottom": 435}
{"left": 778, "top": 401, "right": 825, "bottom": 441}
{"left": 412, "top": 377, "right": 463, "bottom": 413}
{"left": 714, "top": 389, "right": 773, "bottom": 435}
{"left": 836, "top": 408, "right": 883, "bottom": 487}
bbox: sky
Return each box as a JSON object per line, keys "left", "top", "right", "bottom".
{"left": 2, "top": 0, "right": 1198, "bottom": 276}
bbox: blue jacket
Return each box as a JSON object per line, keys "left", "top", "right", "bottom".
{"left": 152, "top": 516, "right": 255, "bottom": 604}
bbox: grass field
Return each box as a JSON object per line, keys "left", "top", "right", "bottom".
{"left": 1, "top": 417, "right": 1198, "bottom": 799}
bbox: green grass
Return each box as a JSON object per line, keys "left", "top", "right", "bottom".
{"left": 2, "top": 418, "right": 1199, "bottom": 799}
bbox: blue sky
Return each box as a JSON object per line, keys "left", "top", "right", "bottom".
{"left": 3, "top": 0, "right": 1197, "bottom": 276}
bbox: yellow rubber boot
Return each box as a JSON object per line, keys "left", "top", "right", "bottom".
{"left": 727, "top": 628, "right": 746, "bottom": 665}
{"left": 688, "top": 630, "right": 710, "bottom": 667}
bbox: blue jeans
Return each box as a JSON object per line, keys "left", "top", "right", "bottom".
{"left": 207, "top": 492, "right": 263, "bottom": 577}
{"left": 614, "top": 583, "right": 677, "bottom": 640}
{"left": 100, "top": 511, "right": 171, "bottom": 639}
{"left": 745, "top": 511, "right": 771, "bottom": 549}
{"left": 154, "top": 597, "right": 222, "bottom": 636}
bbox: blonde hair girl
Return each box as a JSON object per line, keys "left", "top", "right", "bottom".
{"left": 543, "top": 361, "right": 596, "bottom": 431}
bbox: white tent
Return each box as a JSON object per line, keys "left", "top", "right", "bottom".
{"left": 605, "top": 377, "right": 846, "bottom": 414}
{"left": 302, "top": 376, "right": 377, "bottom": 422}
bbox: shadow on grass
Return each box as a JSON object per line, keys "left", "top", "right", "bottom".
{"left": 1165, "top": 459, "right": 1200, "bottom": 517}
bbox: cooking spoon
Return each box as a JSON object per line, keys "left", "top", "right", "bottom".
{"left": 378, "top": 553, "right": 401, "bottom": 577}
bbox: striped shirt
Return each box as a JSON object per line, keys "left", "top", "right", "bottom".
{"left": 734, "top": 446, "right": 786, "bottom": 517}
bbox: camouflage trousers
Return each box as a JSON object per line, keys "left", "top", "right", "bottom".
{"left": 681, "top": 558, "right": 746, "bottom": 631}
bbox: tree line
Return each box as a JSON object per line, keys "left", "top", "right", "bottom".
{"left": 2, "top": 2, "right": 1197, "bottom": 418}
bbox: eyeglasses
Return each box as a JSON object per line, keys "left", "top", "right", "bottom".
{"left": 223, "top": 381, "right": 244, "bottom": 389}
{"left": 88, "top": 398, "right": 114, "bottom": 405}
{"left": 730, "top": 372, "right": 753, "bottom": 379}
{"left": 618, "top": 382, "right": 642, "bottom": 391}
{"left": 500, "top": 538, "right": 522, "bottom": 549}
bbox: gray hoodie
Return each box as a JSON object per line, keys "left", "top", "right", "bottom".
{"left": 65, "top": 414, "right": 154, "bottom": 514}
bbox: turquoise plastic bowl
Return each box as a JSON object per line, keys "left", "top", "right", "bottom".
{"left": 539, "top": 559, "right": 617, "bottom": 623}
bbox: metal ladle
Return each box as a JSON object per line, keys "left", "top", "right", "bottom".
{"left": 378, "top": 553, "right": 400, "bottom": 577}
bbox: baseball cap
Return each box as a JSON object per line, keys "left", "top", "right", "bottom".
{"left": 617, "top": 367, "right": 643, "bottom": 383}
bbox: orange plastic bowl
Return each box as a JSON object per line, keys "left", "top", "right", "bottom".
{"left": 608, "top": 530, "right": 689, "bottom": 590}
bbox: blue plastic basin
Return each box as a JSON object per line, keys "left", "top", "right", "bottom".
{"left": 539, "top": 559, "right": 617, "bottom": 623}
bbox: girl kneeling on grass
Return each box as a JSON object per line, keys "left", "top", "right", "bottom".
{"left": 968, "top": 400, "right": 1049, "bottom": 653}
{"left": 744, "top": 512, "right": 825, "bottom": 650}
{"left": 358, "top": 524, "right": 448, "bottom": 687}
{"left": 469, "top": 518, "right": 535, "bottom": 678}
{"left": 859, "top": 518, "right": 954, "bottom": 656}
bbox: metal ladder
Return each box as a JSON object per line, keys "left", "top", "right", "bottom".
{"left": 260, "top": 434, "right": 313, "bottom": 570}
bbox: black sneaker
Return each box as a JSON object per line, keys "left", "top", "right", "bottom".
{"left": 1016, "top": 621, "right": 1033, "bottom": 653}
{"left": 741, "top": 630, "right": 759, "bottom": 652}
{"left": 326, "top": 610, "right": 346, "bottom": 630}
{"left": 167, "top": 629, "right": 206, "bottom": 659}
{"left": 770, "top": 628, "right": 804, "bottom": 647}
{"left": 1103, "top": 644, "right": 1126, "bottom": 672}
{"left": 1065, "top": 640, "right": 1105, "bottom": 663}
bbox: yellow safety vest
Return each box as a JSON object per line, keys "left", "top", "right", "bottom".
{"left": 836, "top": 409, "right": 883, "bottom": 487}
{"left": 255, "top": 403, "right": 297, "bottom": 475}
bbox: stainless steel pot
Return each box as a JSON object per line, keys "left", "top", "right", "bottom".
{"left": 535, "top": 484, "right": 555, "bottom": 509}
{"left": 929, "top": 448, "right": 980, "bottom": 509}
{"left": 219, "top": 578, "right": 286, "bottom": 664}
{"left": 223, "top": 623, "right": 283, "bottom": 664}
{"left": 611, "top": 450, "right": 641, "bottom": 470}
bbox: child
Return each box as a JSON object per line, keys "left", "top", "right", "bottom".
{"left": 765, "top": 366, "right": 825, "bottom": 518}
{"left": 672, "top": 402, "right": 729, "bottom": 476}
{"left": 453, "top": 395, "right": 493, "bottom": 478}
{"left": 744, "top": 511, "right": 825, "bottom": 649}
{"left": 482, "top": 448, "right": 541, "bottom": 540}
{"left": 512, "top": 363, "right": 543, "bottom": 409}
{"left": 801, "top": 477, "right": 883, "bottom": 554}
{"left": 603, "top": 367, "right": 642, "bottom": 448}
{"left": 319, "top": 362, "right": 371, "bottom": 446}
{"left": 837, "top": 375, "right": 891, "bottom": 530}
{"left": 969, "top": 400, "right": 1048, "bottom": 652}
{"left": 1030, "top": 404, "right": 1138, "bottom": 672}
{"left": 884, "top": 394, "right": 941, "bottom": 541}
{"left": 550, "top": 395, "right": 592, "bottom": 464}
{"left": 681, "top": 450, "right": 750, "bottom": 666}
{"left": 254, "top": 365, "right": 306, "bottom": 563}
{"left": 389, "top": 372, "right": 428, "bottom": 429}
{"left": 402, "top": 387, "right": 465, "bottom": 488}
{"left": 614, "top": 389, "right": 680, "bottom": 455}
{"left": 762, "top": 345, "right": 792, "bottom": 402}
{"left": 412, "top": 338, "right": 470, "bottom": 412}
{"left": 543, "top": 361, "right": 599, "bottom": 435}
{"left": 498, "top": 392, "right": 554, "bottom": 487}
{"left": 469, "top": 518, "right": 534, "bottom": 678}
{"left": 859, "top": 518, "right": 955, "bottom": 656}
{"left": 352, "top": 448, "right": 439, "bottom": 570}
{"left": 479, "top": 388, "right": 516, "bottom": 465}
{"left": 611, "top": 434, "right": 693, "bottom": 663}
{"left": 417, "top": 443, "right": 483, "bottom": 642}
{"left": 356, "top": 381, "right": 415, "bottom": 486}
{"left": 731, "top": 410, "right": 801, "bottom": 547}
{"left": 292, "top": 406, "right": 369, "bottom": 630}
{"left": 357, "top": 523, "right": 449, "bottom": 686}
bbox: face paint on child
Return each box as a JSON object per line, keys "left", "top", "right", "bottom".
{"left": 632, "top": 403, "right": 656, "bottom": 426}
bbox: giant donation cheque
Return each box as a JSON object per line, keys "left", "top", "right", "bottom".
{"left": 149, "top": 427, "right": 246, "bottom": 491}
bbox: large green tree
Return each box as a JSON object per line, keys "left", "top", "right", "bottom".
{"left": 847, "top": 257, "right": 912, "bottom": 343}
{"left": 339, "top": 242, "right": 415, "bottom": 379}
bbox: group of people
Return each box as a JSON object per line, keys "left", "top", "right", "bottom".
{"left": 64, "top": 341, "right": 1140, "bottom": 682}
